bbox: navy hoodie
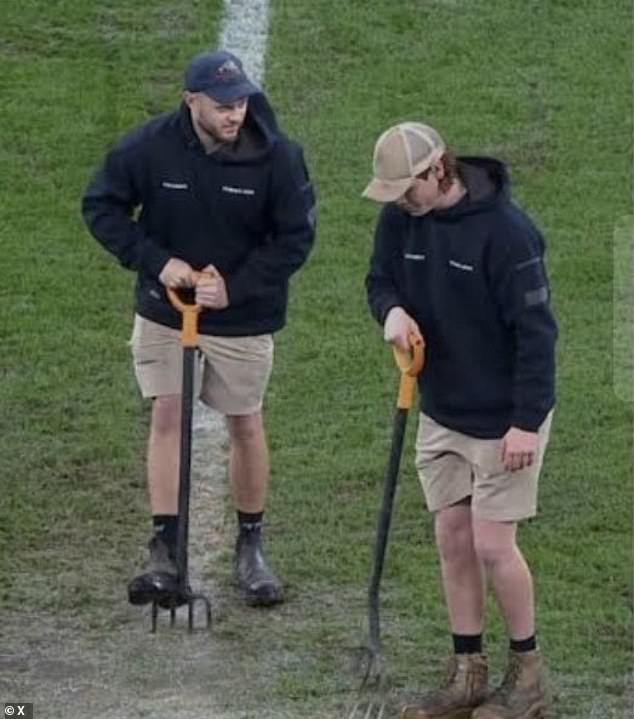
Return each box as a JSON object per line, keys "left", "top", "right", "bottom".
{"left": 366, "top": 158, "right": 557, "bottom": 438}
{"left": 82, "top": 94, "right": 315, "bottom": 336}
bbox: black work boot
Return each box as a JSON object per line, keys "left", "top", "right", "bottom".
{"left": 234, "top": 525, "right": 284, "bottom": 607}
{"left": 128, "top": 534, "right": 183, "bottom": 607}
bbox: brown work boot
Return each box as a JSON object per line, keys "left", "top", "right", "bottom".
{"left": 401, "top": 653, "right": 488, "bottom": 719}
{"left": 472, "top": 649, "right": 552, "bottom": 719}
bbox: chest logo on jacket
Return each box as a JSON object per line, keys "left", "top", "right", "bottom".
{"left": 222, "top": 185, "right": 256, "bottom": 196}
{"left": 161, "top": 181, "right": 189, "bottom": 190}
{"left": 448, "top": 259, "right": 474, "bottom": 272}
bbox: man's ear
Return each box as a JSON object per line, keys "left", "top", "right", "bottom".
{"left": 183, "top": 90, "right": 195, "bottom": 108}
{"left": 433, "top": 160, "right": 445, "bottom": 180}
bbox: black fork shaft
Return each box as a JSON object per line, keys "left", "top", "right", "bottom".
{"left": 176, "top": 346, "right": 196, "bottom": 591}
{"left": 368, "top": 407, "right": 409, "bottom": 655}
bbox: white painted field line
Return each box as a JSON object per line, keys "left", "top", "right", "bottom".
{"left": 219, "top": 0, "right": 270, "bottom": 86}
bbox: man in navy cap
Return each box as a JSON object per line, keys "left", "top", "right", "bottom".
{"left": 82, "top": 50, "right": 316, "bottom": 609}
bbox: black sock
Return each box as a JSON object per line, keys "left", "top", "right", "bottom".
{"left": 510, "top": 635, "right": 537, "bottom": 653}
{"left": 153, "top": 515, "right": 178, "bottom": 549}
{"left": 237, "top": 510, "right": 263, "bottom": 533}
{"left": 452, "top": 633, "right": 483, "bottom": 654}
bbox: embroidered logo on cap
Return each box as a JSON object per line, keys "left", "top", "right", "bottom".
{"left": 215, "top": 59, "right": 242, "bottom": 82}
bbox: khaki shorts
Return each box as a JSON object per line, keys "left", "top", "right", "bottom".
{"left": 129, "top": 314, "right": 274, "bottom": 415}
{"left": 415, "top": 411, "right": 553, "bottom": 522}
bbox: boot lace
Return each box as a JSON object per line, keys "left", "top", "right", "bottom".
{"left": 442, "top": 657, "right": 459, "bottom": 687}
{"left": 418, "top": 658, "right": 458, "bottom": 704}
{"left": 491, "top": 657, "right": 522, "bottom": 702}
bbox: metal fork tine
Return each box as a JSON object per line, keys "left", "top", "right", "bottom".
{"left": 345, "top": 692, "right": 387, "bottom": 719}
{"left": 345, "top": 646, "right": 389, "bottom": 719}
{"left": 344, "top": 701, "right": 366, "bottom": 719}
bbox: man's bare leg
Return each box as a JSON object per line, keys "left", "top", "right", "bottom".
{"left": 227, "top": 411, "right": 283, "bottom": 606}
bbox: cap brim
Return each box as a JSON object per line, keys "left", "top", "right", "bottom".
{"left": 362, "top": 176, "right": 413, "bottom": 203}
{"left": 203, "top": 80, "right": 260, "bottom": 103}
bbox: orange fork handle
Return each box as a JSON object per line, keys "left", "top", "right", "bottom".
{"left": 165, "top": 271, "right": 208, "bottom": 348}
{"left": 393, "top": 334, "right": 425, "bottom": 410}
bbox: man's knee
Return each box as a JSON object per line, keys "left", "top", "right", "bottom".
{"left": 226, "top": 412, "right": 265, "bottom": 444}
{"left": 151, "top": 395, "right": 181, "bottom": 436}
{"left": 472, "top": 521, "right": 517, "bottom": 567}
{"left": 435, "top": 504, "right": 475, "bottom": 563}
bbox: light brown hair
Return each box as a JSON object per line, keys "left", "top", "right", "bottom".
{"left": 417, "top": 150, "right": 461, "bottom": 193}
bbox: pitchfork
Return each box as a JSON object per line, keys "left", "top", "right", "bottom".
{"left": 346, "top": 335, "right": 425, "bottom": 718}
{"left": 148, "top": 279, "right": 213, "bottom": 633}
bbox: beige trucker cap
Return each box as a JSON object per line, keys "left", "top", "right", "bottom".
{"left": 362, "top": 122, "right": 446, "bottom": 202}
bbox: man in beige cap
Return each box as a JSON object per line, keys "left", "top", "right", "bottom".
{"left": 364, "top": 122, "right": 557, "bottom": 719}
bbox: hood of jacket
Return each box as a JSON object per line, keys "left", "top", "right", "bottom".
{"left": 429, "top": 156, "right": 511, "bottom": 221}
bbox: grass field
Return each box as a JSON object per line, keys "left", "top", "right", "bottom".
{"left": 1, "top": 1, "right": 632, "bottom": 717}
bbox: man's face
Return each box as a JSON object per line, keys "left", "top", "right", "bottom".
{"left": 185, "top": 92, "right": 249, "bottom": 143}
{"left": 395, "top": 163, "right": 442, "bottom": 216}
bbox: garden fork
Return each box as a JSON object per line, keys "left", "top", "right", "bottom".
{"left": 346, "top": 335, "right": 425, "bottom": 719}
{"left": 149, "top": 279, "right": 213, "bottom": 633}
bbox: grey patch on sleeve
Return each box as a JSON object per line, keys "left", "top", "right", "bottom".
{"left": 307, "top": 205, "right": 316, "bottom": 229}
{"left": 525, "top": 286, "right": 548, "bottom": 306}
{"left": 515, "top": 256, "right": 542, "bottom": 271}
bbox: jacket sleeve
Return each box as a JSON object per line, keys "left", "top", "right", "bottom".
{"left": 490, "top": 223, "right": 558, "bottom": 431}
{"left": 224, "top": 140, "right": 316, "bottom": 305}
{"left": 365, "top": 206, "right": 406, "bottom": 325}
{"left": 81, "top": 139, "right": 171, "bottom": 278}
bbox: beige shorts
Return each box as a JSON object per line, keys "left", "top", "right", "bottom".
{"left": 415, "top": 411, "right": 553, "bottom": 522}
{"left": 129, "top": 314, "right": 274, "bottom": 415}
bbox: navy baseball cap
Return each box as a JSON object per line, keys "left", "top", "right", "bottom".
{"left": 184, "top": 50, "right": 259, "bottom": 103}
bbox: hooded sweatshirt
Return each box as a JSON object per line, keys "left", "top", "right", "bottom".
{"left": 366, "top": 157, "right": 557, "bottom": 438}
{"left": 82, "top": 94, "right": 316, "bottom": 336}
